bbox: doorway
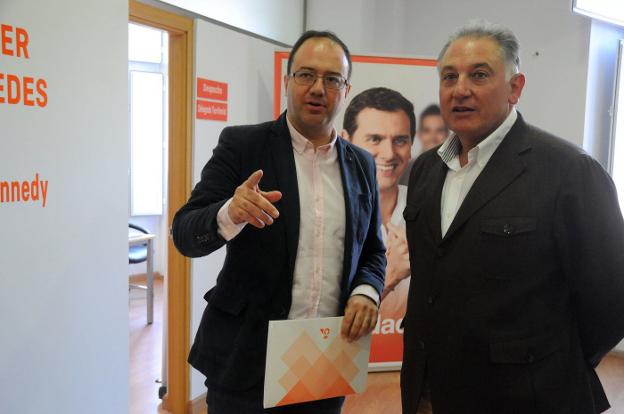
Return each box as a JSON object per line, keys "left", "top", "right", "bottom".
{"left": 129, "top": 2, "right": 193, "bottom": 413}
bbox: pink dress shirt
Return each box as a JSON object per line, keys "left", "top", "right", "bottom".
{"left": 216, "top": 116, "right": 378, "bottom": 319}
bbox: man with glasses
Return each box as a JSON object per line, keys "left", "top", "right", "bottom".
{"left": 172, "top": 30, "right": 385, "bottom": 413}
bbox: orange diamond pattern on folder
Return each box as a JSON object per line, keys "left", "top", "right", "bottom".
{"left": 326, "top": 374, "right": 357, "bottom": 396}
{"left": 299, "top": 352, "right": 337, "bottom": 396}
{"left": 333, "top": 350, "right": 358, "bottom": 382}
{"left": 276, "top": 379, "right": 316, "bottom": 406}
{"left": 276, "top": 332, "right": 361, "bottom": 406}
{"left": 289, "top": 355, "right": 313, "bottom": 381}
{"left": 278, "top": 364, "right": 299, "bottom": 391}
{"left": 281, "top": 332, "right": 320, "bottom": 366}
{"left": 343, "top": 338, "right": 362, "bottom": 359}
{"left": 325, "top": 333, "right": 359, "bottom": 360}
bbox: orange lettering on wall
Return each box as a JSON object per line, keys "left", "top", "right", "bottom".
{"left": 15, "top": 27, "right": 29, "bottom": 58}
{"left": 36, "top": 79, "right": 47, "bottom": 107}
{"left": 0, "top": 73, "right": 48, "bottom": 107}
{"left": 23, "top": 76, "right": 34, "bottom": 106}
{"left": 21, "top": 181, "right": 30, "bottom": 201}
{"left": 10, "top": 181, "right": 20, "bottom": 202}
{"left": 0, "top": 173, "right": 49, "bottom": 207}
{"left": 7, "top": 74, "right": 20, "bottom": 104}
{"left": 0, "top": 24, "right": 45, "bottom": 107}
{"left": 1, "top": 24, "right": 13, "bottom": 56}
{"left": 1, "top": 24, "right": 29, "bottom": 58}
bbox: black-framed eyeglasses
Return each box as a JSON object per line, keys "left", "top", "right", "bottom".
{"left": 290, "top": 70, "right": 349, "bottom": 90}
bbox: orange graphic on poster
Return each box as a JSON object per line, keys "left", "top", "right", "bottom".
{"left": 272, "top": 52, "right": 440, "bottom": 371}
{"left": 370, "top": 294, "right": 406, "bottom": 364}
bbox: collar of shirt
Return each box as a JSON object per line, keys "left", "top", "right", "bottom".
{"left": 286, "top": 115, "right": 338, "bottom": 160}
{"left": 437, "top": 108, "right": 518, "bottom": 171}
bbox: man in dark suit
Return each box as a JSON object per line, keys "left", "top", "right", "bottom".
{"left": 401, "top": 21, "right": 624, "bottom": 413}
{"left": 172, "top": 30, "right": 385, "bottom": 413}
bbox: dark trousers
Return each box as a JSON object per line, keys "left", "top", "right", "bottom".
{"left": 417, "top": 384, "right": 433, "bottom": 414}
{"left": 206, "top": 384, "right": 344, "bottom": 414}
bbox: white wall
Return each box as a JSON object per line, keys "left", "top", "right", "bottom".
{"left": 0, "top": 1, "right": 129, "bottom": 413}
{"left": 160, "top": 0, "right": 303, "bottom": 44}
{"left": 190, "top": 18, "right": 280, "bottom": 398}
{"left": 307, "top": 0, "right": 591, "bottom": 147}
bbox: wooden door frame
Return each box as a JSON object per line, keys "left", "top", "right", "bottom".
{"left": 129, "top": 2, "right": 193, "bottom": 413}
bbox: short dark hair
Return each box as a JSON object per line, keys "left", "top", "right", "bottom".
{"left": 419, "top": 104, "right": 442, "bottom": 130}
{"left": 287, "top": 30, "right": 352, "bottom": 80}
{"left": 343, "top": 87, "right": 416, "bottom": 140}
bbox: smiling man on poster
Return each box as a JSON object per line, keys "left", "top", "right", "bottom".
{"left": 172, "top": 30, "right": 385, "bottom": 413}
{"left": 342, "top": 87, "right": 415, "bottom": 366}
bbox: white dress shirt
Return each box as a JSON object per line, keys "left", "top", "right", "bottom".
{"left": 215, "top": 116, "right": 378, "bottom": 319}
{"left": 438, "top": 109, "right": 517, "bottom": 237}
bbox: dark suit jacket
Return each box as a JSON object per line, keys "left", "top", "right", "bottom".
{"left": 172, "top": 112, "right": 386, "bottom": 392}
{"left": 401, "top": 114, "right": 624, "bottom": 413}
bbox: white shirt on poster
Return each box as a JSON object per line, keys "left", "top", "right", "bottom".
{"left": 379, "top": 184, "right": 409, "bottom": 319}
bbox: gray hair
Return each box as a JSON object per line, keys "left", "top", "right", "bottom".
{"left": 438, "top": 20, "right": 521, "bottom": 78}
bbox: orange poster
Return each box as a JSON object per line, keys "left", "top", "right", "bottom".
{"left": 274, "top": 52, "right": 440, "bottom": 371}
{"left": 369, "top": 269, "right": 408, "bottom": 368}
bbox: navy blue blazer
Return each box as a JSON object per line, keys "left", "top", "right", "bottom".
{"left": 172, "top": 112, "right": 386, "bottom": 391}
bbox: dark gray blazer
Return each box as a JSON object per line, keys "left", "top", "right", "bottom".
{"left": 172, "top": 112, "right": 386, "bottom": 392}
{"left": 401, "top": 113, "right": 624, "bottom": 413}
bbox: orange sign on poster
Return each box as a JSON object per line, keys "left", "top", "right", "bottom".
{"left": 196, "top": 99, "right": 227, "bottom": 121}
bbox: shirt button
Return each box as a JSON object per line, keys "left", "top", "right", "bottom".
{"left": 503, "top": 224, "right": 515, "bottom": 235}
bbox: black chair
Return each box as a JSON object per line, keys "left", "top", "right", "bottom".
{"left": 129, "top": 222, "right": 150, "bottom": 295}
{"left": 128, "top": 222, "right": 155, "bottom": 325}
{"left": 129, "top": 223, "right": 149, "bottom": 264}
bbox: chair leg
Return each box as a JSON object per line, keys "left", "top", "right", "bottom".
{"left": 129, "top": 283, "right": 148, "bottom": 291}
